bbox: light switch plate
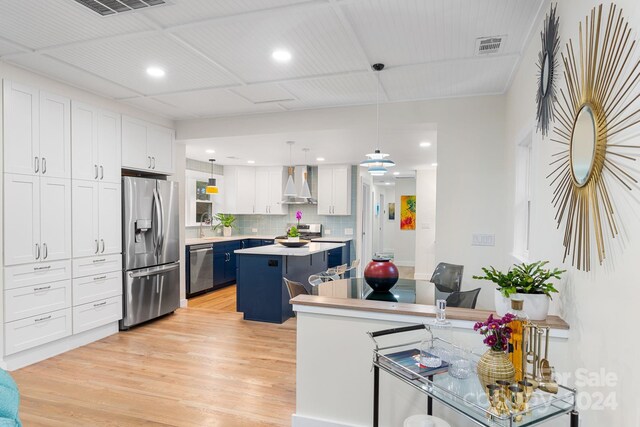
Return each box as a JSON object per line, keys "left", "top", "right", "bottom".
{"left": 251, "top": 228, "right": 258, "bottom": 233}
{"left": 472, "top": 233, "right": 495, "bottom": 246}
{"left": 344, "top": 228, "right": 354, "bottom": 235}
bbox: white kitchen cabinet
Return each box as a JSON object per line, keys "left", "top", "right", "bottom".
{"left": 72, "top": 181, "right": 121, "bottom": 258}
{"left": 4, "top": 280, "right": 72, "bottom": 323}
{"left": 72, "top": 103, "right": 121, "bottom": 183}
{"left": 3, "top": 81, "right": 71, "bottom": 178}
{"left": 40, "top": 177, "right": 72, "bottom": 261}
{"left": 317, "top": 165, "right": 352, "bottom": 216}
{"left": 255, "top": 167, "right": 286, "bottom": 215}
{"left": 4, "top": 174, "right": 71, "bottom": 266}
{"left": 72, "top": 295, "right": 122, "bottom": 335}
{"left": 3, "top": 81, "right": 39, "bottom": 176}
{"left": 72, "top": 271, "right": 121, "bottom": 306}
{"left": 122, "top": 115, "right": 174, "bottom": 174}
{"left": 4, "top": 308, "right": 73, "bottom": 356}
{"left": 4, "top": 260, "right": 72, "bottom": 291}
{"left": 227, "top": 166, "right": 285, "bottom": 215}
{"left": 39, "top": 92, "right": 71, "bottom": 179}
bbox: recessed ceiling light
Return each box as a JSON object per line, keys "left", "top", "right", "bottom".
{"left": 272, "top": 49, "right": 292, "bottom": 63}
{"left": 420, "top": 141, "right": 432, "bottom": 148}
{"left": 432, "top": 163, "right": 438, "bottom": 167}
{"left": 385, "top": 182, "right": 392, "bottom": 186}
{"left": 316, "top": 157, "right": 325, "bottom": 161}
{"left": 247, "top": 160, "right": 255, "bottom": 164}
{"left": 146, "top": 66, "right": 165, "bottom": 78}
{"left": 205, "top": 149, "right": 215, "bottom": 154}
{"left": 393, "top": 172, "right": 400, "bottom": 176}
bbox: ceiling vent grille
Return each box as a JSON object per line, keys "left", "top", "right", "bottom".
{"left": 475, "top": 35, "right": 506, "bottom": 55}
{"left": 73, "top": 0, "right": 167, "bottom": 16}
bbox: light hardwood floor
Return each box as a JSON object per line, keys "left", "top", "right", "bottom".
{"left": 12, "top": 286, "right": 297, "bottom": 427}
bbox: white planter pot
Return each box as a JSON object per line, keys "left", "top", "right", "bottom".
{"left": 287, "top": 236, "right": 300, "bottom": 242}
{"left": 493, "top": 289, "right": 550, "bottom": 320}
{"left": 223, "top": 227, "right": 232, "bottom": 237}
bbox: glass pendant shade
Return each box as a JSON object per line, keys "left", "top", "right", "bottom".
{"left": 361, "top": 64, "right": 395, "bottom": 175}
{"left": 368, "top": 166, "right": 388, "bottom": 176}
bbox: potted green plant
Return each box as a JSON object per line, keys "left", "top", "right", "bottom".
{"left": 212, "top": 213, "right": 237, "bottom": 237}
{"left": 287, "top": 225, "right": 300, "bottom": 242}
{"left": 473, "top": 261, "right": 565, "bottom": 320}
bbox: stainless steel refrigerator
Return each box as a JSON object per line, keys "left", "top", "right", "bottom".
{"left": 121, "top": 177, "right": 180, "bottom": 330}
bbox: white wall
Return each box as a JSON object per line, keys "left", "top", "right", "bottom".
{"left": 414, "top": 169, "right": 437, "bottom": 281}
{"left": 393, "top": 178, "right": 416, "bottom": 266}
{"left": 171, "top": 143, "right": 187, "bottom": 306}
{"left": 505, "top": 0, "right": 640, "bottom": 424}
{"left": 178, "top": 96, "right": 510, "bottom": 310}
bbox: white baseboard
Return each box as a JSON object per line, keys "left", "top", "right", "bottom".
{"left": 413, "top": 273, "right": 430, "bottom": 281}
{"left": 1, "top": 322, "right": 118, "bottom": 371}
{"left": 180, "top": 298, "right": 188, "bottom": 308}
{"left": 292, "top": 414, "right": 361, "bottom": 427}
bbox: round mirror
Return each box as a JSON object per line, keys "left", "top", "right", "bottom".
{"left": 541, "top": 53, "right": 551, "bottom": 96}
{"left": 571, "top": 105, "right": 597, "bottom": 186}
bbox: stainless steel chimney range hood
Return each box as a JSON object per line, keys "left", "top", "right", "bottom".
{"left": 281, "top": 165, "right": 317, "bottom": 205}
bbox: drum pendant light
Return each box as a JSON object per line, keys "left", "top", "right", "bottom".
{"left": 284, "top": 141, "right": 297, "bottom": 197}
{"left": 205, "top": 159, "right": 219, "bottom": 194}
{"left": 360, "top": 63, "right": 395, "bottom": 175}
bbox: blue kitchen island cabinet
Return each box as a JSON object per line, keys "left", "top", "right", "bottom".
{"left": 235, "top": 242, "right": 346, "bottom": 323}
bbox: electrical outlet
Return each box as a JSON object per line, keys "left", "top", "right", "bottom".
{"left": 344, "top": 228, "right": 353, "bottom": 236}
{"left": 472, "top": 233, "right": 495, "bottom": 246}
{"left": 251, "top": 228, "right": 258, "bottom": 233}
{"left": 325, "top": 229, "right": 332, "bottom": 235}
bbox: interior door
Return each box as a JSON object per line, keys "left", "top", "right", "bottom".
{"left": 72, "top": 180, "right": 99, "bottom": 258}
{"left": 4, "top": 81, "right": 39, "bottom": 176}
{"left": 99, "top": 182, "right": 122, "bottom": 255}
{"left": 39, "top": 91, "right": 70, "bottom": 179}
{"left": 40, "top": 177, "right": 72, "bottom": 261}
{"left": 71, "top": 102, "right": 98, "bottom": 181}
{"left": 156, "top": 180, "right": 180, "bottom": 265}
{"left": 121, "top": 116, "right": 149, "bottom": 171}
{"left": 4, "top": 174, "right": 40, "bottom": 266}
{"left": 148, "top": 125, "right": 173, "bottom": 174}
{"left": 97, "top": 109, "right": 121, "bottom": 183}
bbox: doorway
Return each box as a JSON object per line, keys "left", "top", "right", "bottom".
{"left": 361, "top": 182, "right": 371, "bottom": 266}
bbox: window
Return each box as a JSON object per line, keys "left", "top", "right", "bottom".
{"left": 513, "top": 130, "right": 533, "bottom": 260}
{"left": 185, "top": 171, "right": 223, "bottom": 226}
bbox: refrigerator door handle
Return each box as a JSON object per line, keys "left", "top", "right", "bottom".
{"left": 157, "top": 188, "right": 165, "bottom": 256}
{"left": 129, "top": 262, "right": 180, "bottom": 278}
{"left": 152, "top": 188, "right": 162, "bottom": 255}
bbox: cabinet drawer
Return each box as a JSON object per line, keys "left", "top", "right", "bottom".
{"left": 73, "top": 295, "right": 122, "bottom": 334}
{"left": 73, "top": 272, "right": 122, "bottom": 306}
{"left": 4, "top": 260, "right": 72, "bottom": 290}
{"left": 73, "top": 254, "right": 121, "bottom": 278}
{"left": 4, "top": 308, "right": 72, "bottom": 356}
{"left": 4, "top": 280, "right": 71, "bottom": 323}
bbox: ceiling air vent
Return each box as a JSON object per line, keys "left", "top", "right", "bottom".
{"left": 73, "top": 0, "right": 167, "bottom": 16}
{"left": 475, "top": 35, "right": 506, "bottom": 55}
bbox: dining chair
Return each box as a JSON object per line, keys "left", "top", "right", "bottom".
{"left": 345, "top": 259, "right": 360, "bottom": 277}
{"left": 445, "top": 288, "right": 481, "bottom": 309}
{"left": 430, "top": 262, "right": 464, "bottom": 301}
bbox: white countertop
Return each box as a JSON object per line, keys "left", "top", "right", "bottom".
{"left": 311, "top": 237, "right": 353, "bottom": 243}
{"left": 235, "top": 242, "right": 345, "bottom": 256}
{"left": 186, "top": 235, "right": 277, "bottom": 246}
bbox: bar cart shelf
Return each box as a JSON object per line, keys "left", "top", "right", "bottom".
{"left": 369, "top": 324, "right": 578, "bottom": 427}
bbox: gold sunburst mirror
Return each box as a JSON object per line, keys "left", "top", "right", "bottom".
{"left": 549, "top": 3, "right": 640, "bottom": 271}
{"left": 536, "top": 3, "right": 560, "bottom": 136}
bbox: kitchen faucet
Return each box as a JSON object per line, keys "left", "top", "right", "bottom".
{"left": 199, "top": 212, "right": 213, "bottom": 238}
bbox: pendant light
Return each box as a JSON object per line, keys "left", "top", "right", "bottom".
{"left": 205, "top": 159, "right": 219, "bottom": 194}
{"left": 284, "top": 141, "right": 297, "bottom": 197}
{"left": 299, "top": 148, "right": 312, "bottom": 198}
{"left": 360, "top": 63, "right": 395, "bottom": 175}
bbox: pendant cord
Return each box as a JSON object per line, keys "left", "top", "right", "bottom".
{"left": 376, "top": 69, "right": 380, "bottom": 150}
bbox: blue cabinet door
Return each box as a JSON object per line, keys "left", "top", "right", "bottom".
{"left": 225, "top": 241, "right": 242, "bottom": 283}
{"left": 213, "top": 252, "right": 227, "bottom": 287}
{"left": 261, "top": 239, "right": 274, "bottom": 246}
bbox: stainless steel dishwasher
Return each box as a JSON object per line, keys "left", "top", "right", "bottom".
{"left": 188, "top": 243, "right": 214, "bottom": 297}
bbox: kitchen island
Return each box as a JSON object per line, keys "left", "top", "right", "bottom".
{"left": 235, "top": 242, "right": 345, "bottom": 323}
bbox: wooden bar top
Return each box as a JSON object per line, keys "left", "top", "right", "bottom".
{"left": 290, "top": 294, "right": 569, "bottom": 330}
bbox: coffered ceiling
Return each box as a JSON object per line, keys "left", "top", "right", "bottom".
{"left": 0, "top": 0, "right": 545, "bottom": 120}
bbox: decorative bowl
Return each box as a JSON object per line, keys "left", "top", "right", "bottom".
{"left": 275, "top": 239, "right": 310, "bottom": 248}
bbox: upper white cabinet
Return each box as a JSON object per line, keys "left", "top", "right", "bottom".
{"left": 72, "top": 181, "right": 121, "bottom": 258}
{"left": 317, "top": 165, "right": 352, "bottom": 216}
{"left": 224, "top": 166, "right": 286, "bottom": 215}
{"left": 3, "top": 81, "right": 70, "bottom": 178}
{"left": 4, "top": 174, "right": 72, "bottom": 266}
{"left": 122, "top": 115, "right": 174, "bottom": 175}
{"left": 71, "top": 102, "right": 121, "bottom": 183}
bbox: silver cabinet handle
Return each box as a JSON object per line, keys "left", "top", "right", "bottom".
{"left": 42, "top": 243, "right": 48, "bottom": 259}
{"left": 34, "top": 315, "right": 51, "bottom": 323}
{"left": 34, "top": 285, "right": 51, "bottom": 292}
{"left": 94, "top": 164, "right": 98, "bottom": 179}
{"left": 34, "top": 156, "right": 39, "bottom": 173}
{"left": 93, "top": 301, "right": 107, "bottom": 308}
{"left": 152, "top": 157, "right": 156, "bottom": 169}
{"left": 99, "top": 165, "right": 104, "bottom": 180}
{"left": 148, "top": 156, "right": 152, "bottom": 168}
{"left": 93, "top": 275, "right": 107, "bottom": 281}
{"left": 42, "top": 157, "right": 47, "bottom": 174}
{"left": 35, "top": 243, "right": 40, "bottom": 260}
{"left": 95, "top": 239, "right": 99, "bottom": 254}
{"left": 100, "top": 239, "right": 105, "bottom": 253}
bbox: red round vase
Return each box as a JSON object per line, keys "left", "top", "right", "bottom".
{"left": 364, "top": 258, "right": 399, "bottom": 292}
